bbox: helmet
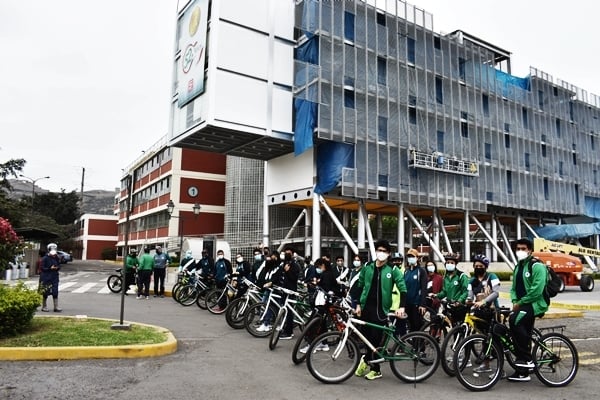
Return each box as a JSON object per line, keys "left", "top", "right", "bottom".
{"left": 473, "top": 254, "right": 490, "bottom": 268}
{"left": 47, "top": 243, "right": 58, "bottom": 251}
{"left": 185, "top": 250, "right": 193, "bottom": 258}
{"left": 130, "top": 248, "right": 137, "bottom": 254}
{"left": 391, "top": 252, "right": 403, "bottom": 261}
{"left": 444, "top": 253, "right": 460, "bottom": 262}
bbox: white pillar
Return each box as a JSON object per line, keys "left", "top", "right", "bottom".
{"left": 357, "top": 203, "right": 366, "bottom": 249}
{"left": 398, "top": 203, "right": 405, "bottom": 254}
{"left": 262, "top": 161, "right": 269, "bottom": 248}
{"left": 343, "top": 210, "right": 350, "bottom": 261}
{"left": 432, "top": 208, "right": 440, "bottom": 262}
{"left": 312, "top": 193, "right": 321, "bottom": 259}
{"left": 491, "top": 215, "right": 498, "bottom": 262}
{"left": 305, "top": 207, "right": 312, "bottom": 258}
{"left": 516, "top": 214, "right": 522, "bottom": 239}
{"left": 463, "top": 210, "right": 470, "bottom": 262}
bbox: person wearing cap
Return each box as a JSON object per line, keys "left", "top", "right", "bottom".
{"left": 354, "top": 239, "right": 407, "bottom": 381}
{"left": 403, "top": 248, "right": 428, "bottom": 332}
{"left": 467, "top": 254, "right": 500, "bottom": 309}
{"left": 124, "top": 247, "right": 139, "bottom": 296}
{"left": 153, "top": 246, "right": 171, "bottom": 298}
{"left": 40, "top": 243, "right": 62, "bottom": 312}
{"left": 137, "top": 247, "right": 154, "bottom": 299}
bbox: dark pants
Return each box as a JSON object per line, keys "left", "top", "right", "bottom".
{"left": 361, "top": 305, "right": 386, "bottom": 373}
{"left": 283, "top": 293, "right": 294, "bottom": 335}
{"left": 138, "top": 270, "right": 152, "bottom": 297}
{"left": 124, "top": 269, "right": 136, "bottom": 293}
{"left": 216, "top": 280, "right": 227, "bottom": 309}
{"left": 406, "top": 304, "right": 423, "bottom": 332}
{"left": 509, "top": 303, "right": 535, "bottom": 372}
{"left": 40, "top": 274, "right": 59, "bottom": 298}
{"left": 153, "top": 268, "right": 166, "bottom": 296}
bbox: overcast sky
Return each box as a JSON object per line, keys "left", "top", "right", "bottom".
{"left": 1, "top": 0, "right": 598, "bottom": 193}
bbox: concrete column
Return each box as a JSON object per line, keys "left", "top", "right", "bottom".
{"left": 398, "top": 203, "right": 405, "bottom": 253}
{"left": 312, "top": 193, "right": 320, "bottom": 259}
{"left": 464, "top": 210, "right": 470, "bottom": 261}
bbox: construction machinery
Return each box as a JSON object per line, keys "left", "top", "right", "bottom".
{"left": 533, "top": 238, "right": 596, "bottom": 292}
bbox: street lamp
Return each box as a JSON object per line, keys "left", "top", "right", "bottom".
{"left": 19, "top": 174, "right": 50, "bottom": 207}
{"left": 166, "top": 200, "right": 201, "bottom": 252}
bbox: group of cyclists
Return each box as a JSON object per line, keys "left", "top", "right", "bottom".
{"left": 174, "top": 237, "right": 552, "bottom": 384}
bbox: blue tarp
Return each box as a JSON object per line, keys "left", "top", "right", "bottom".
{"left": 294, "top": 98, "right": 317, "bottom": 156}
{"left": 295, "top": 33, "right": 319, "bottom": 64}
{"left": 533, "top": 223, "right": 600, "bottom": 241}
{"left": 584, "top": 196, "right": 600, "bottom": 219}
{"left": 314, "top": 141, "right": 354, "bottom": 194}
{"left": 495, "top": 69, "right": 530, "bottom": 96}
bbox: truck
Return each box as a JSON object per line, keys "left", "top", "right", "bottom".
{"left": 533, "top": 238, "right": 596, "bottom": 292}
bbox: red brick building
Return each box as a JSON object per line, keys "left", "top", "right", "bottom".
{"left": 74, "top": 214, "right": 118, "bottom": 260}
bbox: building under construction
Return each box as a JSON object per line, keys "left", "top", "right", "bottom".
{"left": 166, "top": 0, "right": 600, "bottom": 267}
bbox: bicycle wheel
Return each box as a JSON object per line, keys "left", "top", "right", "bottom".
{"left": 505, "top": 327, "right": 543, "bottom": 369}
{"left": 532, "top": 332, "right": 578, "bottom": 387}
{"left": 225, "top": 298, "right": 250, "bottom": 329}
{"left": 269, "top": 308, "right": 287, "bottom": 350}
{"left": 306, "top": 331, "right": 359, "bottom": 384}
{"left": 440, "top": 325, "right": 469, "bottom": 376}
{"left": 421, "top": 314, "right": 450, "bottom": 344}
{"left": 244, "top": 303, "right": 276, "bottom": 338}
{"left": 170, "top": 283, "right": 182, "bottom": 302}
{"left": 195, "top": 288, "right": 209, "bottom": 309}
{"left": 106, "top": 275, "right": 122, "bottom": 293}
{"left": 205, "top": 288, "right": 229, "bottom": 314}
{"left": 179, "top": 285, "right": 200, "bottom": 306}
{"left": 292, "top": 316, "right": 324, "bottom": 365}
{"left": 454, "top": 334, "right": 503, "bottom": 392}
{"left": 389, "top": 331, "right": 440, "bottom": 383}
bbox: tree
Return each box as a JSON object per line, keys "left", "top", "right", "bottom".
{"left": 33, "top": 190, "right": 81, "bottom": 225}
{"left": 0, "top": 158, "right": 25, "bottom": 191}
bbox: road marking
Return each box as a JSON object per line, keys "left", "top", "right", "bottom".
{"left": 579, "top": 358, "right": 600, "bottom": 365}
{"left": 58, "top": 282, "right": 78, "bottom": 291}
{"left": 72, "top": 282, "right": 97, "bottom": 293}
{"left": 97, "top": 286, "right": 112, "bottom": 294}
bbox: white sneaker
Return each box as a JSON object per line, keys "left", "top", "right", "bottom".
{"left": 299, "top": 344, "right": 310, "bottom": 354}
{"left": 315, "top": 343, "right": 329, "bottom": 351}
{"left": 256, "top": 324, "right": 267, "bottom": 332}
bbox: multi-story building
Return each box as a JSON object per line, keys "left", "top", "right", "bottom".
{"left": 73, "top": 214, "right": 118, "bottom": 260}
{"left": 161, "top": 0, "right": 600, "bottom": 265}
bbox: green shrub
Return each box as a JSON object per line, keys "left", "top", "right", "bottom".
{"left": 0, "top": 282, "right": 42, "bottom": 338}
{"left": 101, "top": 247, "right": 117, "bottom": 260}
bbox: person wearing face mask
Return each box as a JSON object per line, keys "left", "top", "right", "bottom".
{"left": 198, "top": 249, "right": 215, "bottom": 279}
{"left": 402, "top": 248, "right": 428, "bottom": 333}
{"left": 348, "top": 254, "right": 364, "bottom": 308}
{"left": 354, "top": 240, "right": 407, "bottom": 381}
{"left": 213, "top": 249, "right": 233, "bottom": 311}
{"left": 433, "top": 253, "right": 468, "bottom": 322}
{"left": 425, "top": 260, "right": 443, "bottom": 309}
{"left": 334, "top": 256, "right": 349, "bottom": 294}
{"left": 40, "top": 243, "right": 62, "bottom": 312}
{"left": 250, "top": 248, "right": 265, "bottom": 284}
{"left": 466, "top": 254, "right": 500, "bottom": 309}
{"left": 270, "top": 247, "right": 301, "bottom": 339}
{"left": 507, "top": 238, "right": 548, "bottom": 382}
{"left": 152, "top": 246, "right": 171, "bottom": 298}
{"left": 178, "top": 249, "right": 196, "bottom": 273}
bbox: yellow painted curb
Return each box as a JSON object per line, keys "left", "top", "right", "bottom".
{"left": 498, "top": 291, "right": 600, "bottom": 311}
{"left": 0, "top": 317, "right": 177, "bottom": 361}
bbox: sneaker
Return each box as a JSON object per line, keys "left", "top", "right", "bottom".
{"left": 355, "top": 355, "right": 369, "bottom": 377}
{"left": 514, "top": 359, "right": 535, "bottom": 369}
{"left": 315, "top": 343, "right": 329, "bottom": 351}
{"left": 160, "top": 295, "right": 164, "bottom": 298}
{"left": 473, "top": 365, "right": 492, "bottom": 373}
{"left": 41, "top": 307, "right": 49, "bottom": 312}
{"left": 256, "top": 324, "right": 268, "bottom": 332}
{"left": 136, "top": 296, "right": 143, "bottom": 300}
{"left": 507, "top": 372, "right": 531, "bottom": 382}
{"left": 299, "top": 344, "right": 311, "bottom": 354}
{"left": 365, "top": 371, "right": 382, "bottom": 380}
{"left": 465, "top": 360, "right": 472, "bottom": 367}
{"left": 153, "top": 295, "right": 158, "bottom": 298}
{"left": 279, "top": 333, "right": 294, "bottom": 340}
{"left": 145, "top": 296, "right": 149, "bottom": 300}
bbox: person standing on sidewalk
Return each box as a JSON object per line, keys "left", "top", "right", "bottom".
{"left": 40, "top": 243, "right": 62, "bottom": 312}
{"left": 153, "top": 246, "right": 170, "bottom": 298}
{"left": 124, "top": 248, "right": 139, "bottom": 296}
{"left": 137, "top": 247, "right": 154, "bottom": 299}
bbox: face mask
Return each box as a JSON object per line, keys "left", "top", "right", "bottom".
{"left": 285, "top": 253, "right": 292, "bottom": 260}
{"left": 376, "top": 251, "right": 388, "bottom": 262}
{"left": 280, "top": 253, "right": 285, "bottom": 260}
{"left": 315, "top": 267, "right": 322, "bottom": 274}
{"left": 353, "top": 260, "right": 361, "bottom": 267}
{"left": 236, "top": 257, "right": 243, "bottom": 263}
{"left": 254, "top": 254, "right": 262, "bottom": 261}
{"left": 49, "top": 250, "right": 57, "bottom": 256}
{"left": 474, "top": 268, "right": 486, "bottom": 277}
{"left": 426, "top": 265, "right": 435, "bottom": 273}
{"left": 445, "top": 264, "right": 456, "bottom": 272}
{"left": 217, "top": 254, "right": 224, "bottom": 260}
{"left": 515, "top": 250, "right": 528, "bottom": 261}
{"left": 336, "top": 261, "right": 343, "bottom": 266}
{"left": 407, "top": 257, "right": 417, "bottom": 266}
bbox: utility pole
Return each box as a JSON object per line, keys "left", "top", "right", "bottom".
{"left": 80, "top": 167, "right": 85, "bottom": 210}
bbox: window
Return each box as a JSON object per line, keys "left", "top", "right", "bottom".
{"left": 408, "top": 95, "right": 417, "bottom": 106}
{"left": 458, "top": 57, "right": 466, "bottom": 80}
{"left": 569, "top": 101, "right": 574, "bottom": 121}
{"left": 538, "top": 90, "right": 544, "bottom": 110}
{"left": 437, "top": 131, "right": 444, "bottom": 152}
{"left": 575, "top": 184, "right": 580, "bottom": 205}
{"left": 591, "top": 135, "right": 595, "bottom": 150}
{"left": 484, "top": 143, "right": 491, "bottom": 160}
{"left": 486, "top": 192, "right": 493, "bottom": 201}
{"left": 504, "top": 122, "right": 510, "bottom": 132}
{"left": 378, "top": 116, "right": 388, "bottom": 142}
{"left": 461, "top": 121, "right": 468, "bottom": 138}
{"left": 376, "top": 12, "right": 386, "bottom": 26}
{"left": 407, "top": 37, "right": 415, "bottom": 64}
{"left": 572, "top": 143, "right": 577, "bottom": 165}
{"left": 463, "top": 176, "right": 471, "bottom": 188}
{"left": 409, "top": 107, "right": 416, "bottom": 124}
{"left": 559, "top": 161, "right": 563, "bottom": 177}
{"left": 525, "top": 153, "right": 530, "bottom": 171}
{"left": 434, "top": 36, "right": 441, "bottom": 50}
{"left": 522, "top": 107, "right": 529, "bottom": 129}
{"left": 482, "top": 94, "right": 489, "bottom": 117}
{"left": 553, "top": 86, "right": 558, "bottom": 96}
{"left": 504, "top": 134, "right": 510, "bottom": 148}
{"left": 344, "top": 88, "right": 355, "bottom": 108}
{"left": 461, "top": 111, "right": 468, "bottom": 120}
{"left": 435, "top": 76, "right": 443, "bottom": 104}
{"left": 344, "top": 76, "right": 355, "bottom": 87}
{"left": 507, "top": 171, "right": 513, "bottom": 194}
{"left": 594, "top": 170, "right": 597, "bottom": 185}
{"left": 555, "top": 118, "right": 561, "bottom": 137}
{"left": 378, "top": 174, "right": 388, "bottom": 187}
{"left": 541, "top": 143, "right": 546, "bottom": 157}
{"left": 544, "top": 178, "right": 549, "bottom": 200}
{"left": 344, "top": 12, "right": 355, "bottom": 41}
{"left": 377, "top": 57, "right": 387, "bottom": 85}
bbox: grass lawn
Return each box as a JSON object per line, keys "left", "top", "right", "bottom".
{"left": 0, "top": 316, "right": 168, "bottom": 347}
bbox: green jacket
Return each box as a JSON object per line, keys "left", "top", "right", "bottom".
{"left": 125, "top": 255, "right": 139, "bottom": 271}
{"left": 436, "top": 271, "right": 469, "bottom": 303}
{"left": 510, "top": 256, "right": 549, "bottom": 316}
{"left": 358, "top": 262, "right": 407, "bottom": 314}
{"left": 138, "top": 254, "right": 155, "bottom": 271}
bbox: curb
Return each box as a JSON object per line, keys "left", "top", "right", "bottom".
{"left": 0, "top": 317, "right": 177, "bottom": 361}
{"left": 498, "top": 292, "right": 597, "bottom": 315}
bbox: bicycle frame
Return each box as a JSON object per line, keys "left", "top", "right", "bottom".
{"left": 276, "top": 287, "right": 311, "bottom": 328}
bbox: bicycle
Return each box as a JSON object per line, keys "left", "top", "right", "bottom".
{"left": 244, "top": 286, "right": 284, "bottom": 338}
{"left": 268, "top": 286, "right": 312, "bottom": 350}
{"left": 224, "top": 278, "right": 263, "bottom": 329}
{"left": 305, "top": 312, "right": 440, "bottom": 384}
{"left": 204, "top": 275, "right": 239, "bottom": 314}
{"left": 453, "top": 308, "right": 578, "bottom": 391}
{"left": 420, "top": 298, "right": 466, "bottom": 344}
{"left": 173, "top": 272, "right": 212, "bottom": 307}
{"left": 106, "top": 268, "right": 137, "bottom": 294}
{"left": 291, "top": 289, "right": 352, "bottom": 365}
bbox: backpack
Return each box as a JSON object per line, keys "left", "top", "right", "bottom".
{"left": 528, "top": 258, "right": 562, "bottom": 304}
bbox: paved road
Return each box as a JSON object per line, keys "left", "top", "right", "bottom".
{"left": 1, "top": 260, "right": 599, "bottom": 400}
